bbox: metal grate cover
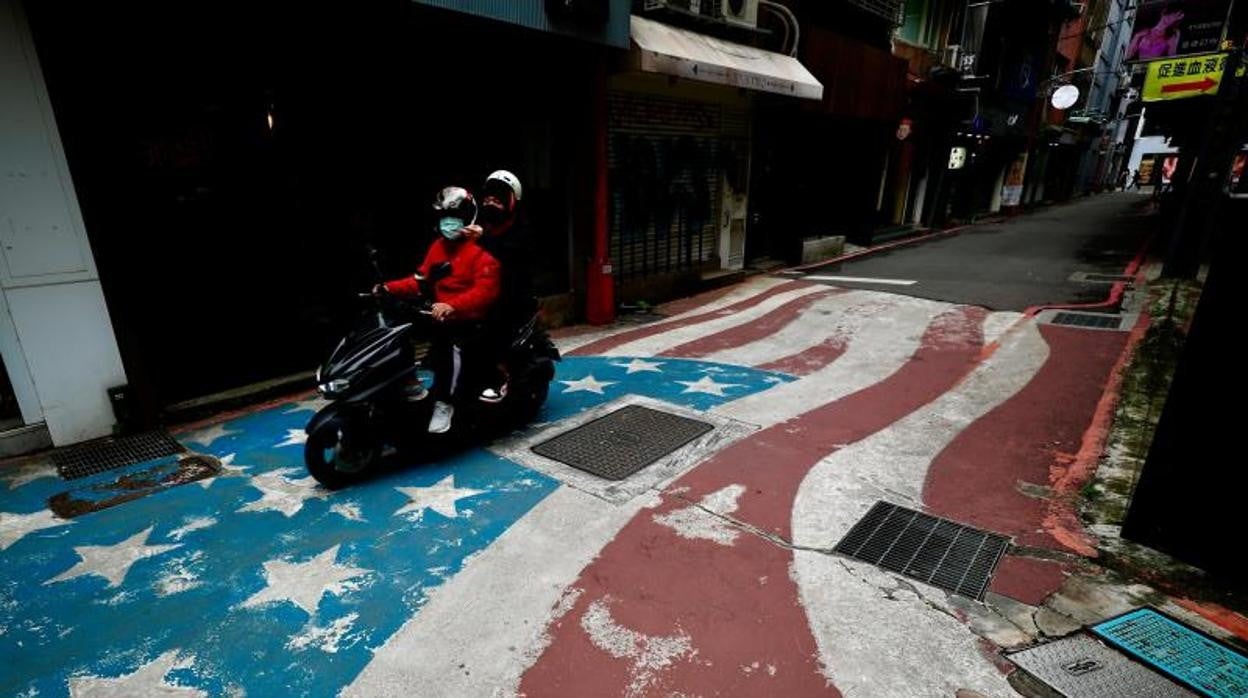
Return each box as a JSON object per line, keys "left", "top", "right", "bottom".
{"left": 834, "top": 501, "right": 1009, "bottom": 601}
{"left": 1007, "top": 632, "right": 1197, "bottom": 697}
{"left": 1052, "top": 312, "right": 1124, "bottom": 330}
{"left": 1092, "top": 608, "right": 1248, "bottom": 697}
{"left": 531, "top": 405, "right": 713, "bottom": 481}
{"left": 52, "top": 431, "right": 186, "bottom": 480}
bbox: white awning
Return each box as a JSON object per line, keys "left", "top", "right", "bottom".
{"left": 630, "top": 15, "right": 823, "bottom": 101}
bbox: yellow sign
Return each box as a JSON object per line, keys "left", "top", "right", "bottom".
{"left": 1143, "top": 52, "right": 1231, "bottom": 102}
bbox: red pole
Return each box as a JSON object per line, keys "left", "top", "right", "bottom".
{"left": 585, "top": 60, "right": 615, "bottom": 325}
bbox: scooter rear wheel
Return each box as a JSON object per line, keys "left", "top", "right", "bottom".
{"left": 305, "top": 424, "right": 378, "bottom": 489}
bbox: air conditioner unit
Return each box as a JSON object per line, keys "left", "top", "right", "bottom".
{"left": 640, "top": 0, "right": 758, "bottom": 29}
{"left": 714, "top": 0, "right": 759, "bottom": 29}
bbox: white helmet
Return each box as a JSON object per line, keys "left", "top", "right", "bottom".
{"left": 484, "top": 170, "right": 523, "bottom": 203}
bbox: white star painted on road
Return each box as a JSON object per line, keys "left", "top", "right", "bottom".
{"left": 395, "top": 475, "right": 485, "bottom": 521}
{"left": 197, "top": 453, "right": 252, "bottom": 489}
{"left": 675, "top": 375, "right": 745, "bottom": 397}
{"left": 182, "top": 423, "right": 236, "bottom": 448}
{"left": 284, "top": 397, "right": 329, "bottom": 414}
{"left": 240, "top": 544, "right": 370, "bottom": 616}
{"left": 276, "top": 429, "right": 308, "bottom": 448}
{"left": 611, "top": 359, "right": 665, "bottom": 374}
{"left": 559, "top": 374, "right": 617, "bottom": 395}
{"left": 45, "top": 526, "right": 180, "bottom": 588}
{"left": 2, "top": 462, "right": 58, "bottom": 490}
{"left": 1, "top": 508, "right": 74, "bottom": 551}
{"left": 237, "top": 469, "right": 331, "bottom": 517}
{"left": 67, "top": 650, "right": 206, "bottom": 697}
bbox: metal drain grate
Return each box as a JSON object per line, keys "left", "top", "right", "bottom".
{"left": 834, "top": 501, "right": 1009, "bottom": 601}
{"left": 52, "top": 431, "right": 186, "bottom": 480}
{"left": 1092, "top": 608, "right": 1248, "bottom": 697}
{"left": 531, "top": 405, "right": 713, "bottom": 481}
{"left": 1052, "top": 312, "right": 1124, "bottom": 330}
{"left": 1007, "top": 632, "right": 1197, "bottom": 697}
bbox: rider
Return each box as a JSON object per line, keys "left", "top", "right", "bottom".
{"left": 378, "top": 186, "right": 500, "bottom": 433}
{"left": 462, "top": 170, "right": 536, "bottom": 403}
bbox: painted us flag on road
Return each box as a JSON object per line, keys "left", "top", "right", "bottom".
{"left": 0, "top": 356, "right": 788, "bottom": 696}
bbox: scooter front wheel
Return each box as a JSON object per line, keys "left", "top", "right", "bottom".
{"left": 304, "top": 423, "right": 379, "bottom": 490}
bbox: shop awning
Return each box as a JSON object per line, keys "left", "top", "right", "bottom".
{"left": 630, "top": 15, "right": 824, "bottom": 100}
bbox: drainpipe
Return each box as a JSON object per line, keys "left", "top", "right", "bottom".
{"left": 585, "top": 60, "right": 615, "bottom": 325}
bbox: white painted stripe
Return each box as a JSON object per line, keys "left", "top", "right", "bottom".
{"left": 343, "top": 486, "right": 657, "bottom": 698}
{"left": 601, "top": 284, "right": 829, "bottom": 358}
{"left": 803, "top": 275, "right": 918, "bottom": 286}
{"left": 699, "top": 290, "right": 896, "bottom": 368}
{"left": 791, "top": 319, "right": 1049, "bottom": 698}
{"left": 712, "top": 295, "right": 953, "bottom": 425}
{"left": 982, "top": 310, "right": 1026, "bottom": 347}
{"left": 555, "top": 276, "right": 792, "bottom": 354}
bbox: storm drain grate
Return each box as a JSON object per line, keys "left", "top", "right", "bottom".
{"left": 531, "top": 405, "right": 713, "bottom": 481}
{"left": 1052, "top": 312, "right": 1125, "bottom": 330}
{"left": 1091, "top": 607, "right": 1248, "bottom": 697}
{"left": 1007, "top": 632, "right": 1197, "bottom": 697}
{"left": 52, "top": 430, "right": 186, "bottom": 480}
{"left": 834, "top": 501, "right": 1009, "bottom": 601}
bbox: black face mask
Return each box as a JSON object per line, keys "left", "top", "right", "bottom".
{"left": 480, "top": 205, "right": 508, "bottom": 226}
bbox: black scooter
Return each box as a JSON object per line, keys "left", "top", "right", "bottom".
{"left": 303, "top": 248, "right": 559, "bottom": 488}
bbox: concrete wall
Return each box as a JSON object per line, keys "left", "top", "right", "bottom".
{"left": 1, "top": 0, "right": 127, "bottom": 445}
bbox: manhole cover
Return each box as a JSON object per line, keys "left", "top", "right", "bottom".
{"left": 1007, "top": 632, "right": 1197, "bottom": 697}
{"left": 834, "top": 501, "right": 1009, "bottom": 601}
{"left": 531, "top": 405, "right": 713, "bottom": 481}
{"left": 52, "top": 431, "right": 186, "bottom": 480}
{"left": 1092, "top": 608, "right": 1248, "bottom": 697}
{"left": 1051, "top": 312, "right": 1125, "bottom": 330}
{"left": 49, "top": 454, "right": 221, "bottom": 518}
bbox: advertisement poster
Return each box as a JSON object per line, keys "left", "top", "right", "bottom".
{"left": 1161, "top": 155, "right": 1180, "bottom": 184}
{"left": 1000, "top": 154, "right": 1028, "bottom": 207}
{"left": 1126, "top": 0, "right": 1232, "bottom": 61}
{"left": 1230, "top": 151, "right": 1247, "bottom": 195}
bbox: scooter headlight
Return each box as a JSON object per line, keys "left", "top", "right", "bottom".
{"left": 318, "top": 378, "right": 351, "bottom": 396}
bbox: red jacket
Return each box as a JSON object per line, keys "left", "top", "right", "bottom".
{"left": 383, "top": 238, "right": 500, "bottom": 320}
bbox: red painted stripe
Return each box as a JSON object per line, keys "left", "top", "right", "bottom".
{"left": 520, "top": 307, "right": 989, "bottom": 697}
{"left": 568, "top": 281, "right": 810, "bottom": 357}
{"left": 922, "top": 325, "right": 1128, "bottom": 566}
{"left": 988, "top": 555, "right": 1068, "bottom": 606}
{"left": 757, "top": 337, "right": 849, "bottom": 376}
{"left": 682, "top": 306, "right": 990, "bottom": 539}
{"left": 658, "top": 289, "right": 840, "bottom": 359}
{"left": 657, "top": 281, "right": 746, "bottom": 316}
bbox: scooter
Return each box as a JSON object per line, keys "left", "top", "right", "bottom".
{"left": 303, "top": 248, "right": 559, "bottom": 488}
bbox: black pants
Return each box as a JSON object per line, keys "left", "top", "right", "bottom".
{"left": 426, "top": 323, "right": 487, "bottom": 402}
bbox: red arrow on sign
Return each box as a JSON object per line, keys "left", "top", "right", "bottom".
{"left": 1161, "top": 76, "right": 1218, "bottom": 94}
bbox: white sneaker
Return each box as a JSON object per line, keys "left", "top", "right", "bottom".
{"left": 479, "top": 384, "right": 508, "bottom": 404}
{"left": 427, "top": 401, "right": 454, "bottom": 434}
